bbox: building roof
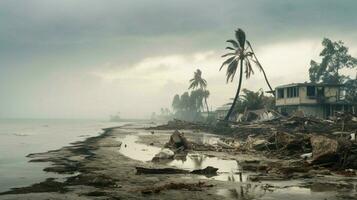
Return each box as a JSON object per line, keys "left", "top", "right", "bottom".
{"left": 275, "top": 82, "right": 344, "bottom": 89}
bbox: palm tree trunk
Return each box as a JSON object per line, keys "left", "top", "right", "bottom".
{"left": 224, "top": 59, "right": 243, "bottom": 121}
{"left": 204, "top": 97, "right": 209, "bottom": 115}
{"left": 260, "top": 67, "right": 275, "bottom": 96}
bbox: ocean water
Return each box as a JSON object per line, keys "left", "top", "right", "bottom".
{"left": 0, "top": 119, "right": 126, "bottom": 192}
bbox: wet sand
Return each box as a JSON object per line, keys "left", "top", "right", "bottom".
{"left": 0, "top": 123, "right": 356, "bottom": 200}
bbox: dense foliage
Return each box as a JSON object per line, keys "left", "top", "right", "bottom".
{"left": 233, "top": 89, "right": 275, "bottom": 114}
{"left": 309, "top": 38, "right": 357, "bottom": 104}
{"left": 309, "top": 38, "right": 357, "bottom": 84}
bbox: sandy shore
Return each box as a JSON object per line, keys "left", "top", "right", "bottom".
{"left": 0, "top": 123, "right": 356, "bottom": 200}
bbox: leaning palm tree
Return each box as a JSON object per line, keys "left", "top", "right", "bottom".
{"left": 220, "top": 28, "right": 274, "bottom": 121}
{"left": 189, "top": 69, "right": 210, "bottom": 114}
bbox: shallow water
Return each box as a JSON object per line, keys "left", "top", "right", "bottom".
{"left": 117, "top": 133, "right": 247, "bottom": 182}
{"left": 0, "top": 119, "right": 126, "bottom": 192}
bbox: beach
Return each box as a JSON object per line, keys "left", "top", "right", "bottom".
{"left": 0, "top": 122, "right": 356, "bottom": 200}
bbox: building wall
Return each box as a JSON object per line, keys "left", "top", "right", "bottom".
{"left": 299, "top": 87, "right": 317, "bottom": 104}
{"left": 298, "top": 105, "right": 325, "bottom": 118}
{"left": 276, "top": 85, "right": 341, "bottom": 106}
{"left": 324, "top": 86, "right": 339, "bottom": 103}
{"left": 276, "top": 87, "right": 300, "bottom": 106}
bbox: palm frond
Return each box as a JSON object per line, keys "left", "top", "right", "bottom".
{"left": 225, "top": 47, "right": 236, "bottom": 51}
{"left": 188, "top": 82, "right": 196, "bottom": 89}
{"left": 226, "top": 59, "right": 238, "bottom": 83}
{"left": 221, "top": 53, "right": 236, "bottom": 57}
{"left": 245, "top": 58, "right": 254, "bottom": 79}
{"left": 220, "top": 56, "right": 235, "bottom": 71}
{"left": 226, "top": 40, "right": 239, "bottom": 48}
{"left": 235, "top": 29, "right": 246, "bottom": 49}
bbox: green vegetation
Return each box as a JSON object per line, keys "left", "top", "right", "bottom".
{"left": 309, "top": 38, "right": 357, "bottom": 84}
{"left": 233, "top": 89, "right": 275, "bottom": 114}
{"left": 220, "top": 28, "right": 274, "bottom": 121}
{"left": 309, "top": 38, "right": 357, "bottom": 104}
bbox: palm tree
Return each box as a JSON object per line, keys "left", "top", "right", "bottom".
{"left": 220, "top": 28, "right": 274, "bottom": 121}
{"left": 188, "top": 69, "right": 210, "bottom": 114}
{"left": 189, "top": 69, "right": 207, "bottom": 89}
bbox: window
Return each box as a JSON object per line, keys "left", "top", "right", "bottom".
{"left": 277, "top": 88, "right": 284, "bottom": 99}
{"left": 307, "top": 86, "right": 316, "bottom": 96}
{"left": 287, "top": 87, "right": 299, "bottom": 98}
{"left": 316, "top": 87, "right": 324, "bottom": 97}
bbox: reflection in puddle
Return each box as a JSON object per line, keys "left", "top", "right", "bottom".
{"left": 217, "top": 184, "right": 270, "bottom": 200}
{"left": 117, "top": 134, "right": 247, "bottom": 182}
{"left": 118, "top": 135, "right": 161, "bottom": 162}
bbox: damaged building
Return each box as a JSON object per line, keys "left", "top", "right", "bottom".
{"left": 275, "top": 82, "right": 355, "bottom": 118}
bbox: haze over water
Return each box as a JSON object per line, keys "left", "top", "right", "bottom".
{"left": 0, "top": 119, "right": 125, "bottom": 192}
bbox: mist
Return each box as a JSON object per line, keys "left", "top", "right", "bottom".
{"left": 1, "top": 0, "right": 357, "bottom": 119}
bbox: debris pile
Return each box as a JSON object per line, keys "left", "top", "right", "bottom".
{"left": 148, "top": 119, "right": 208, "bottom": 130}
{"left": 234, "top": 113, "right": 357, "bottom": 170}
{"left": 164, "top": 130, "right": 191, "bottom": 151}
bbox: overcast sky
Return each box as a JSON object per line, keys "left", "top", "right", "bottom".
{"left": 1, "top": 0, "right": 356, "bottom": 119}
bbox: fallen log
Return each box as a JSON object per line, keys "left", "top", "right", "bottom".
{"left": 135, "top": 167, "right": 188, "bottom": 175}
{"left": 136, "top": 166, "right": 219, "bottom": 176}
{"left": 190, "top": 166, "right": 218, "bottom": 175}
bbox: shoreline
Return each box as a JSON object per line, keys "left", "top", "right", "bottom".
{"left": 1, "top": 124, "right": 356, "bottom": 200}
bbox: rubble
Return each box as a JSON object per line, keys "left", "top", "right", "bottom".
{"left": 147, "top": 119, "right": 209, "bottom": 130}
{"left": 310, "top": 135, "right": 339, "bottom": 165}
{"left": 164, "top": 130, "right": 191, "bottom": 151}
{"left": 150, "top": 113, "right": 357, "bottom": 173}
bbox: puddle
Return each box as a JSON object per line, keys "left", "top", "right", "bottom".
{"left": 117, "top": 133, "right": 248, "bottom": 182}
{"left": 118, "top": 135, "right": 161, "bottom": 162}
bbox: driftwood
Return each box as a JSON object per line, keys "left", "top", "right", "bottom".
{"left": 136, "top": 166, "right": 219, "bottom": 176}
{"left": 190, "top": 166, "right": 218, "bottom": 175}
{"left": 136, "top": 167, "right": 188, "bottom": 175}
{"left": 140, "top": 181, "right": 214, "bottom": 194}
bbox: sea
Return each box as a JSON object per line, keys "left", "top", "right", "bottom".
{"left": 0, "top": 119, "right": 127, "bottom": 192}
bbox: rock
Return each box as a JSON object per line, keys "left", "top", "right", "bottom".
{"left": 310, "top": 135, "right": 339, "bottom": 164}
{"left": 152, "top": 148, "right": 175, "bottom": 161}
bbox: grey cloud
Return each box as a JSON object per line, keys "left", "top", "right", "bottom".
{"left": 1, "top": 0, "right": 357, "bottom": 118}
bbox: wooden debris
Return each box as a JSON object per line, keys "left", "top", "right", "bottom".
{"left": 140, "top": 181, "right": 214, "bottom": 194}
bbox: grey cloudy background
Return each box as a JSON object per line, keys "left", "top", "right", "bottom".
{"left": 1, "top": 0, "right": 356, "bottom": 119}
